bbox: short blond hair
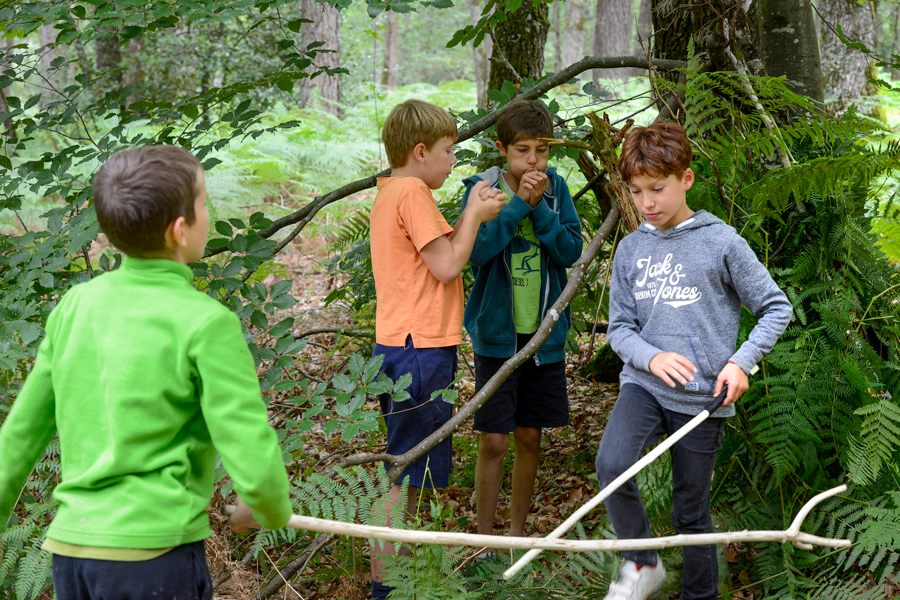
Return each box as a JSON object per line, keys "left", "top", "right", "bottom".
{"left": 382, "top": 100, "right": 458, "bottom": 169}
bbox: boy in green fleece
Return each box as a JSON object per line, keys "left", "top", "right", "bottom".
{"left": 0, "top": 145, "right": 292, "bottom": 600}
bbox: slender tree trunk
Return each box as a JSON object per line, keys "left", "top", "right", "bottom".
{"left": 95, "top": 8, "right": 123, "bottom": 95}
{"left": 123, "top": 37, "right": 142, "bottom": 108}
{"left": 593, "top": 0, "right": 634, "bottom": 84}
{"left": 562, "top": 0, "right": 587, "bottom": 73}
{"left": 756, "top": 0, "right": 824, "bottom": 104}
{"left": 38, "top": 23, "right": 59, "bottom": 106}
{"left": 818, "top": 0, "right": 879, "bottom": 119}
{"left": 471, "top": 0, "right": 493, "bottom": 109}
{"left": 2, "top": 37, "right": 15, "bottom": 145}
{"left": 381, "top": 11, "right": 398, "bottom": 87}
{"left": 635, "top": 0, "right": 652, "bottom": 52}
{"left": 487, "top": 0, "right": 549, "bottom": 92}
{"left": 300, "top": 0, "right": 342, "bottom": 117}
{"left": 553, "top": 0, "right": 562, "bottom": 72}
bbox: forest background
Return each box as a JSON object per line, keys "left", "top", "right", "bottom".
{"left": 1, "top": 0, "right": 899, "bottom": 599}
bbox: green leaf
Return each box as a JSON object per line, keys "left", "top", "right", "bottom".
{"left": 215, "top": 221, "right": 233, "bottom": 237}
{"left": 332, "top": 373, "right": 356, "bottom": 394}
{"left": 286, "top": 18, "right": 311, "bottom": 32}
{"left": 270, "top": 280, "right": 293, "bottom": 298}
{"left": 38, "top": 273, "right": 53, "bottom": 288}
{"left": 348, "top": 353, "right": 366, "bottom": 377}
{"left": 120, "top": 26, "right": 143, "bottom": 40}
{"left": 276, "top": 78, "right": 293, "bottom": 93}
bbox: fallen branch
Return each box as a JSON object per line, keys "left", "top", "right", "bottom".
{"left": 274, "top": 484, "right": 849, "bottom": 554}
{"left": 293, "top": 326, "right": 375, "bottom": 340}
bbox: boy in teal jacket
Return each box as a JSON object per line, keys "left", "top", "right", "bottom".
{"left": 461, "top": 100, "right": 582, "bottom": 552}
{"left": 0, "top": 146, "right": 292, "bottom": 599}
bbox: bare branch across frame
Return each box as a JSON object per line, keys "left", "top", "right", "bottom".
{"left": 204, "top": 56, "right": 686, "bottom": 259}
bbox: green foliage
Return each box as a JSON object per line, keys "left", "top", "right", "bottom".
{"left": 671, "top": 53, "right": 900, "bottom": 598}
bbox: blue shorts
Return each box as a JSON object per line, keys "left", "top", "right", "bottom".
{"left": 374, "top": 337, "right": 457, "bottom": 489}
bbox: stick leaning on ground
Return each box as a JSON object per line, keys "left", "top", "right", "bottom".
{"left": 504, "top": 383, "right": 732, "bottom": 579}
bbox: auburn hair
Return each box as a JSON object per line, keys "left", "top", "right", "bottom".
{"left": 618, "top": 121, "right": 693, "bottom": 181}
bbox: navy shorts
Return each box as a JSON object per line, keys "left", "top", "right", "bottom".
{"left": 52, "top": 541, "right": 212, "bottom": 600}
{"left": 374, "top": 337, "right": 457, "bottom": 489}
{"left": 473, "top": 333, "right": 569, "bottom": 433}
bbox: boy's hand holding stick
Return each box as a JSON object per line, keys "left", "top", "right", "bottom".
{"left": 468, "top": 180, "right": 506, "bottom": 222}
{"left": 518, "top": 170, "right": 548, "bottom": 207}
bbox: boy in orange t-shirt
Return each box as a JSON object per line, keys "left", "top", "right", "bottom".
{"left": 368, "top": 99, "right": 505, "bottom": 598}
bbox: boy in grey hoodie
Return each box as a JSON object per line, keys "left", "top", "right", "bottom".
{"left": 594, "top": 122, "right": 792, "bottom": 600}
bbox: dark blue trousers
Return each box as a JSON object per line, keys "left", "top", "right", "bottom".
{"left": 52, "top": 541, "right": 213, "bottom": 600}
{"left": 595, "top": 384, "right": 725, "bottom": 600}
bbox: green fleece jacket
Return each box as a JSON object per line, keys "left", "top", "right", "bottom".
{"left": 0, "top": 257, "right": 292, "bottom": 548}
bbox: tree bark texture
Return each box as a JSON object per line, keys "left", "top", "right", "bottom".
{"left": 380, "top": 11, "right": 398, "bottom": 87}
{"left": 553, "top": 0, "right": 562, "bottom": 72}
{"left": 593, "top": 0, "right": 633, "bottom": 83}
{"left": 562, "top": 0, "right": 588, "bottom": 74}
{"left": 300, "top": 0, "right": 342, "bottom": 117}
{"left": 488, "top": 0, "right": 550, "bottom": 91}
{"left": 756, "top": 0, "right": 824, "bottom": 104}
{"left": 818, "top": 0, "right": 878, "bottom": 118}
{"left": 471, "top": 0, "right": 493, "bottom": 109}
{"left": 2, "top": 38, "right": 14, "bottom": 144}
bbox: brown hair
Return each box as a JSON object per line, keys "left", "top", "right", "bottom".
{"left": 618, "top": 121, "right": 693, "bottom": 182}
{"left": 496, "top": 100, "right": 553, "bottom": 147}
{"left": 93, "top": 145, "right": 202, "bottom": 257}
{"left": 381, "top": 100, "right": 458, "bottom": 169}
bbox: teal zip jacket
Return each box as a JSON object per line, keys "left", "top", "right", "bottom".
{"left": 0, "top": 257, "right": 292, "bottom": 547}
{"left": 461, "top": 167, "right": 583, "bottom": 364}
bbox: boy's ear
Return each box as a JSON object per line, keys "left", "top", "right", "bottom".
{"left": 166, "top": 216, "right": 188, "bottom": 251}
{"left": 681, "top": 168, "right": 695, "bottom": 191}
{"left": 495, "top": 140, "right": 507, "bottom": 156}
{"left": 411, "top": 142, "right": 427, "bottom": 164}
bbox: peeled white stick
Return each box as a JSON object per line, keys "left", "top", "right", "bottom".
{"left": 503, "top": 381, "right": 739, "bottom": 580}
{"left": 220, "top": 484, "right": 849, "bottom": 553}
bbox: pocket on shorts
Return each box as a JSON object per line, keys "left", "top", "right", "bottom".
{"left": 641, "top": 333, "right": 717, "bottom": 394}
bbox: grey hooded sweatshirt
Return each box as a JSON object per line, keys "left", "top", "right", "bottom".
{"left": 607, "top": 210, "right": 792, "bottom": 418}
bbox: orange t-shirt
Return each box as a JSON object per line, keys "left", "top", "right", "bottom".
{"left": 369, "top": 176, "right": 464, "bottom": 348}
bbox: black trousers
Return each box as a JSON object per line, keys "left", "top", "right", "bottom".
{"left": 52, "top": 540, "right": 213, "bottom": 600}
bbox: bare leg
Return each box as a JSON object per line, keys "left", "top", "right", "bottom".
{"left": 475, "top": 432, "right": 510, "bottom": 538}
{"left": 509, "top": 426, "right": 541, "bottom": 537}
{"left": 370, "top": 483, "right": 419, "bottom": 583}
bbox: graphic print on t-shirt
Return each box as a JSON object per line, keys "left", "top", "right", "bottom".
{"left": 498, "top": 174, "right": 542, "bottom": 333}
{"left": 632, "top": 252, "right": 702, "bottom": 308}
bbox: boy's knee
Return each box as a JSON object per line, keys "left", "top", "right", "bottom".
{"left": 514, "top": 427, "right": 541, "bottom": 453}
{"left": 670, "top": 508, "right": 713, "bottom": 535}
{"left": 594, "top": 449, "right": 632, "bottom": 485}
{"left": 479, "top": 432, "right": 510, "bottom": 460}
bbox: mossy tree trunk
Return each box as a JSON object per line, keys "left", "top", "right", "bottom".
{"left": 487, "top": 0, "right": 550, "bottom": 92}
{"left": 756, "top": 0, "right": 824, "bottom": 105}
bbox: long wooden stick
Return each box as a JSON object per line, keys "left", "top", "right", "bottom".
{"left": 268, "top": 484, "right": 848, "bottom": 554}
{"left": 504, "top": 386, "right": 729, "bottom": 579}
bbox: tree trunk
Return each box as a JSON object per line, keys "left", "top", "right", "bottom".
{"left": 95, "top": 14, "right": 123, "bottom": 94}
{"left": 300, "top": 0, "right": 342, "bottom": 118}
{"left": 381, "top": 11, "right": 398, "bottom": 87}
{"left": 593, "top": 0, "right": 633, "bottom": 83}
{"left": 553, "top": 0, "right": 562, "bottom": 72}
{"left": 2, "top": 37, "right": 15, "bottom": 145}
{"left": 635, "top": 0, "right": 652, "bottom": 53}
{"left": 818, "top": 0, "right": 879, "bottom": 119}
{"left": 487, "top": 0, "right": 549, "bottom": 92}
{"left": 756, "top": 0, "right": 824, "bottom": 104}
{"left": 562, "top": 0, "right": 587, "bottom": 73}
{"left": 471, "top": 0, "right": 493, "bottom": 110}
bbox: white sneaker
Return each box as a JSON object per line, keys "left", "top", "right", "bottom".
{"left": 603, "top": 559, "right": 666, "bottom": 600}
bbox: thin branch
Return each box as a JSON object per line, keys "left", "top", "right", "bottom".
{"left": 256, "top": 534, "right": 332, "bottom": 599}
{"left": 294, "top": 327, "right": 375, "bottom": 340}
